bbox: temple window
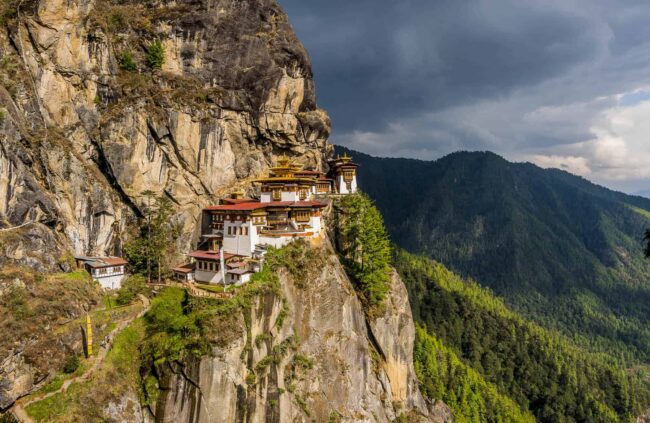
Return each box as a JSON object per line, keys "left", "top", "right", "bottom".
{"left": 295, "top": 210, "right": 310, "bottom": 222}
{"left": 272, "top": 189, "right": 281, "bottom": 201}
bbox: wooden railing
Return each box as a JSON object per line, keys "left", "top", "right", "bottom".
{"left": 149, "top": 281, "right": 234, "bottom": 299}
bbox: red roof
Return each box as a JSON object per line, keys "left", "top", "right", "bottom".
{"left": 187, "top": 250, "right": 238, "bottom": 261}
{"left": 205, "top": 200, "right": 327, "bottom": 212}
{"left": 102, "top": 257, "right": 128, "bottom": 265}
{"left": 204, "top": 202, "right": 264, "bottom": 211}
{"left": 82, "top": 256, "right": 128, "bottom": 267}
{"left": 173, "top": 262, "right": 195, "bottom": 273}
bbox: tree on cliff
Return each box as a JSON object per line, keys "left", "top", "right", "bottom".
{"left": 335, "top": 192, "right": 391, "bottom": 307}
{"left": 124, "top": 192, "right": 181, "bottom": 283}
{"left": 645, "top": 228, "right": 650, "bottom": 258}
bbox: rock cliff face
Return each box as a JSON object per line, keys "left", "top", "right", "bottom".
{"left": 0, "top": 0, "right": 330, "bottom": 270}
{"left": 156, "top": 242, "right": 451, "bottom": 423}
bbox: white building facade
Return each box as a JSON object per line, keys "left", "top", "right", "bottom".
{"left": 76, "top": 256, "right": 128, "bottom": 290}
{"left": 327, "top": 154, "right": 359, "bottom": 194}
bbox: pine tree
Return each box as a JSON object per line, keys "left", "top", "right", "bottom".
{"left": 336, "top": 193, "right": 391, "bottom": 306}
{"left": 124, "top": 192, "right": 181, "bottom": 282}
{"left": 146, "top": 40, "right": 165, "bottom": 70}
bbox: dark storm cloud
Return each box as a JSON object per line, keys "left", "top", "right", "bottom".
{"left": 278, "top": 0, "right": 650, "bottom": 191}
{"left": 280, "top": 0, "right": 603, "bottom": 132}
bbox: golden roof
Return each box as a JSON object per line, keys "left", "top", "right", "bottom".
{"left": 255, "top": 155, "right": 318, "bottom": 184}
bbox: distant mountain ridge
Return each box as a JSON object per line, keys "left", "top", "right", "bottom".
{"left": 635, "top": 188, "right": 650, "bottom": 199}
{"left": 336, "top": 146, "right": 650, "bottom": 361}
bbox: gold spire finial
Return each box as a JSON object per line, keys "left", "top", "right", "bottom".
{"left": 277, "top": 155, "right": 291, "bottom": 167}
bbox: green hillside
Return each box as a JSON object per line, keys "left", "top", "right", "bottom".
{"left": 336, "top": 146, "right": 650, "bottom": 361}
{"left": 396, "top": 249, "right": 650, "bottom": 422}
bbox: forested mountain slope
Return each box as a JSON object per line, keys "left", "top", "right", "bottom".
{"left": 395, "top": 249, "right": 650, "bottom": 422}
{"left": 336, "top": 146, "right": 650, "bottom": 361}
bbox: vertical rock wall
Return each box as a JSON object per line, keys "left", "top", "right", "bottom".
{"left": 0, "top": 0, "right": 330, "bottom": 269}
{"left": 157, "top": 243, "right": 451, "bottom": 422}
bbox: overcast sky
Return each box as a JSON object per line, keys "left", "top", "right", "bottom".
{"left": 278, "top": 0, "right": 650, "bottom": 194}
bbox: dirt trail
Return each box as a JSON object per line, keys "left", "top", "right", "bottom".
{"left": 10, "top": 295, "right": 150, "bottom": 423}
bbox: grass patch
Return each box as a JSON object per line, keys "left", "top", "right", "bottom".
{"left": 102, "top": 294, "right": 118, "bottom": 309}
{"left": 37, "top": 374, "right": 66, "bottom": 394}
{"left": 195, "top": 283, "right": 228, "bottom": 293}
{"left": 25, "top": 382, "right": 87, "bottom": 422}
{"left": 51, "top": 271, "right": 91, "bottom": 282}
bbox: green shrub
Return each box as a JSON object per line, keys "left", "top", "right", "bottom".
{"left": 0, "top": 107, "right": 6, "bottom": 121}
{"left": 115, "top": 275, "right": 147, "bottom": 305}
{"left": 107, "top": 10, "right": 127, "bottom": 31}
{"left": 120, "top": 51, "right": 137, "bottom": 72}
{"left": 141, "top": 375, "right": 160, "bottom": 406}
{"left": 62, "top": 355, "right": 80, "bottom": 374}
{"left": 146, "top": 40, "right": 165, "bottom": 70}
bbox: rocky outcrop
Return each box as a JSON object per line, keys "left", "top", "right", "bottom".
{"left": 156, "top": 243, "right": 450, "bottom": 422}
{"left": 0, "top": 0, "right": 330, "bottom": 269}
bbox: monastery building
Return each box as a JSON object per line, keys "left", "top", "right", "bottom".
{"left": 175, "top": 154, "right": 359, "bottom": 285}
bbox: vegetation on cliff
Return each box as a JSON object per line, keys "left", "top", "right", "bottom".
{"left": 138, "top": 241, "right": 324, "bottom": 409}
{"left": 332, "top": 193, "right": 392, "bottom": 308}
{"left": 395, "top": 249, "right": 650, "bottom": 422}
